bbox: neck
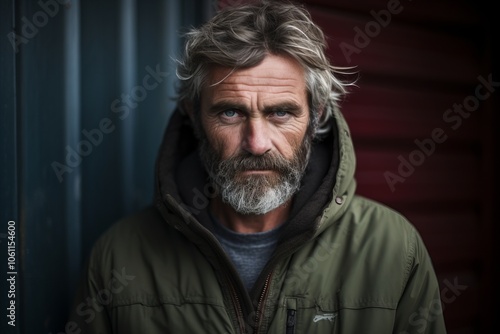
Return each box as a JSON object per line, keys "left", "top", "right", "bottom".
{"left": 210, "top": 196, "right": 291, "bottom": 233}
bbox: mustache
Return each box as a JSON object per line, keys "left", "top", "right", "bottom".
{"left": 219, "top": 152, "right": 293, "bottom": 173}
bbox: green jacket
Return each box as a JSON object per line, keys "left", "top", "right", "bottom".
{"left": 69, "top": 107, "right": 447, "bottom": 333}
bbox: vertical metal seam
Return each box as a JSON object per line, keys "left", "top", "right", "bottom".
{"left": 120, "top": 0, "right": 137, "bottom": 213}
{"left": 63, "top": 0, "right": 82, "bottom": 304}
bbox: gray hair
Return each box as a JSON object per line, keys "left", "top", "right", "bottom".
{"left": 175, "top": 0, "right": 355, "bottom": 137}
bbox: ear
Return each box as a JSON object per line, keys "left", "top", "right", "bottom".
{"left": 181, "top": 99, "right": 195, "bottom": 123}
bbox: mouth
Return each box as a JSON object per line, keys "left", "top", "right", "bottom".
{"left": 240, "top": 169, "right": 275, "bottom": 175}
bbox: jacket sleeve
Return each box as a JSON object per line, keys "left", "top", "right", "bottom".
{"left": 393, "top": 227, "right": 447, "bottom": 334}
{"left": 67, "top": 256, "right": 114, "bottom": 334}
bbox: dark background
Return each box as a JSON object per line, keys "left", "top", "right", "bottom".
{"left": 1, "top": 0, "right": 498, "bottom": 333}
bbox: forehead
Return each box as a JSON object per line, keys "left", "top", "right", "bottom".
{"left": 203, "top": 54, "right": 307, "bottom": 102}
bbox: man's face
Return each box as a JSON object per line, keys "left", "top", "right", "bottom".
{"left": 197, "top": 54, "right": 311, "bottom": 215}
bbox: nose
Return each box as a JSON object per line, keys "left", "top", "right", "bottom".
{"left": 241, "top": 118, "right": 272, "bottom": 156}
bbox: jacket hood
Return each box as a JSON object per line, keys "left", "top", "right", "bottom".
{"left": 154, "top": 103, "right": 357, "bottom": 240}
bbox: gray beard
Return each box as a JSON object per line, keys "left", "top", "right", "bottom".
{"left": 199, "top": 136, "right": 311, "bottom": 215}
{"left": 215, "top": 168, "right": 300, "bottom": 215}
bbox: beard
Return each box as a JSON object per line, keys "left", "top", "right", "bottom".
{"left": 198, "top": 133, "right": 312, "bottom": 215}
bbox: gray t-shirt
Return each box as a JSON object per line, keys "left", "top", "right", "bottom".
{"left": 211, "top": 215, "right": 284, "bottom": 291}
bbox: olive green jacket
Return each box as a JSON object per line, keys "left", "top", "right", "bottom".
{"left": 69, "top": 107, "right": 447, "bottom": 333}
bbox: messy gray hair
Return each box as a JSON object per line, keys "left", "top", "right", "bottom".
{"left": 175, "top": 0, "right": 354, "bottom": 137}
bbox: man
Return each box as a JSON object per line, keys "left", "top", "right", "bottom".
{"left": 69, "top": 1, "right": 447, "bottom": 333}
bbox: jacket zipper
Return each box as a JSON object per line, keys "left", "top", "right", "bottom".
{"left": 162, "top": 197, "right": 251, "bottom": 334}
{"left": 252, "top": 245, "right": 303, "bottom": 333}
{"left": 228, "top": 281, "right": 246, "bottom": 334}
{"left": 254, "top": 272, "right": 273, "bottom": 334}
{"left": 286, "top": 298, "right": 297, "bottom": 334}
{"left": 286, "top": 309, "right": 296, "bottom": 334}
{"left": 162, "top": 196, "right": 309, "bottom": 334}
{"left": 208, "top": 240, "right": 247, "bottom": 334}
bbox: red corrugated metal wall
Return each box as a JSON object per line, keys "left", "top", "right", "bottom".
{"left": 216, "top": 0, "right": 497, "bottom": 332}
{"left": 303, "top": 1, "right": 496, "bottom": 333}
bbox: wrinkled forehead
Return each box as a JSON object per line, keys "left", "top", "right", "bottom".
{"left": 202, "top": 54, "right": 308, "bottom": 101}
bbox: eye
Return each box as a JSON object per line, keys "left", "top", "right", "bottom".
{"left": 219, "top": 109, "right": 243, "bottom": 124}
{"left": 275, "top": 110, "right": 288, "bottom": 117}
{"left": 222, "top": 109, "right": 238, "bottom": 117}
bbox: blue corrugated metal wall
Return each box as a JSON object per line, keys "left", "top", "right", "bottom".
{"left": 0, "top": 0, "right": 210, "bottom": 333}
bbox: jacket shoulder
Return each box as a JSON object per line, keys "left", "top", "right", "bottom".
{"left": 340, "top": 195, "right": 433, "bottom": 287}
{"left": 346, "top": 195, "right": 418, "bottom": 240}
{"left": 92, "top": 207, "right": 169, "bottom": 249}
{"left": 326, "top": 195, "right": 429, "bottom": 294}
{"left": 86, "top": 206, "right": 185, "bottom": 272}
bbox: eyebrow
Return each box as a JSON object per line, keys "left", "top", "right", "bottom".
{"left": 208, "top": 101, "right": 303, "bottom": 115}
{"left": 208, "top": 101, "right": 249, "bottom": 114}
{"left": 264, "top": 102, "right": 302, "bottom": 114}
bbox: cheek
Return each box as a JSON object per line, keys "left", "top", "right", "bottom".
{"left": 275, "top": 120, "right": 309, "bottom": 155}
{"left": 202, "top": 120, "right": 241, "bottom": 158}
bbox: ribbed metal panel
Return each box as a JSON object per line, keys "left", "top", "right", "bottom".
{"left": 0, "top": 0, "right": 206, "bottom": 332}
